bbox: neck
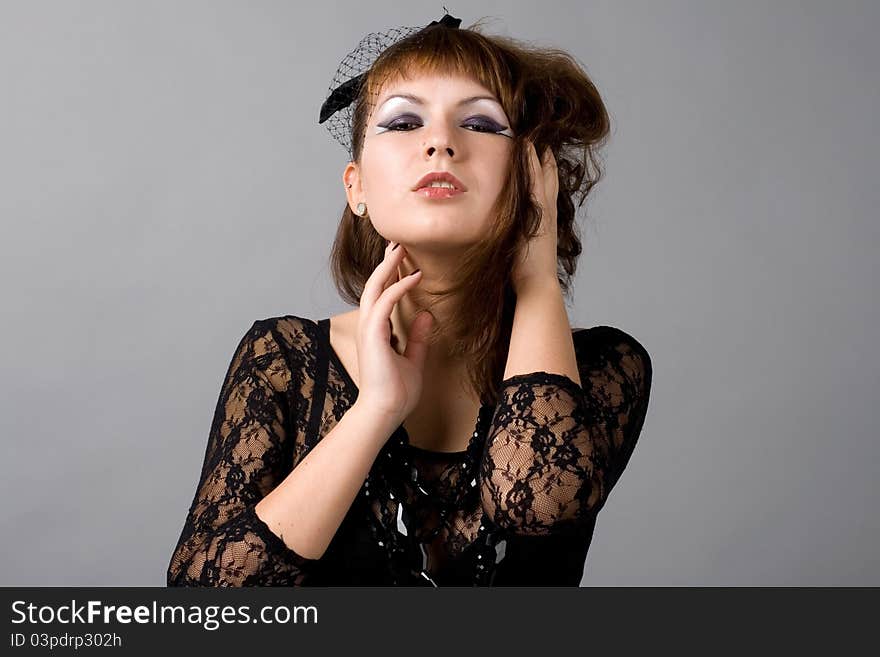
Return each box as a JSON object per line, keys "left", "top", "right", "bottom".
{"left": 390, "top": 245, "right": 467, "bottom": 368}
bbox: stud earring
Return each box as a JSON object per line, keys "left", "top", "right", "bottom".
{"left": 356, "top": 202, "right": 367, "bottom": 216}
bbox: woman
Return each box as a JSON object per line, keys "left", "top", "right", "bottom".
{"left": 166, "top": 13, "right": 652, "bottom": 586}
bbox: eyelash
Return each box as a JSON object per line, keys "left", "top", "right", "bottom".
{"left": 378, "top": 116, "right": 509, "bottom": 135}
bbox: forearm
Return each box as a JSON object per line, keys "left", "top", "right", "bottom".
{"left": 503, "top": 279, "right": 581, "bottom": 386}
{"left": 254, "top": 401, "right": 398, "bottom": 560}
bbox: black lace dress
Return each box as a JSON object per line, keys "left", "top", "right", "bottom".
{"left": 166, "top": 315, "right": 652, "bottom": 586}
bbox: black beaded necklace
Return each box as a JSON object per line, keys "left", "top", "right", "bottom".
{"left": 360, "top": 401, "right": 509, "bottom": 586}
{"left": 320, "top": 317, "right": 508, "bottom": 585}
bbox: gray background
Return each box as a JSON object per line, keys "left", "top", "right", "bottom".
{"left": 1, "top": 0, "right": 877, "bottom": 586}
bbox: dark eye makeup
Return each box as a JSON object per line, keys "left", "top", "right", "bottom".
{"left": 376, "top": 114, "right": 513, "bottom": 137}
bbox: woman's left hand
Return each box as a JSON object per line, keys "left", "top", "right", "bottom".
{"left": 511, "top": 140, "right": 560, "bottom": 294}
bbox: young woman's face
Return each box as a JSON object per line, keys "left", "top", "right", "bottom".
{"left": 354, "top": 73, "right": 515, "bottom": 252}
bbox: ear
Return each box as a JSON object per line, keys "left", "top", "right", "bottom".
{"left": 343, "top": 162, "right": 364, "bottom": 215}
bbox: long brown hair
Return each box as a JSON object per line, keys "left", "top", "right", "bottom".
{"left": 328, "top": 17, "right": 611, "bottom": 406}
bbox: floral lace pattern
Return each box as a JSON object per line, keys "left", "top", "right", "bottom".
{"left": 166, "top": 316, "right": 652, "bottom": 586}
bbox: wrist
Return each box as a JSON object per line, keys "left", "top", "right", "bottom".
{"left": 350, "top": 399, "right": 403, "bottom": 436}
{"left": 513, "top": 275, "right": 561, "bottom": 298}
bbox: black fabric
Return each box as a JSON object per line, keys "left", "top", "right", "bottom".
{"left": 166, "top": 315, "right": 652, "bottom": 586}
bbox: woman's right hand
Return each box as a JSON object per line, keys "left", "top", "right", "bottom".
{"left": 354, "top": 241, "right": 434, "bottom": 424}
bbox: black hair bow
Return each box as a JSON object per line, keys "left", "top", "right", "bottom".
{"left": 318, "top": 13, "right": 461, "bottom": 125}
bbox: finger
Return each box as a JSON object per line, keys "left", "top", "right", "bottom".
{"left": 528, "top": 141, "right": 547, "bottom": 207}
{"left": 367, "top": 269, "right": 422, "bottom": 337}
{"left": 378, "top": 258, "right": 402, "bottom": 299}
{"left": 543, "top": 147, "right": 556, "bottom": 178}
{"left": 544, "top": 149, "right": 559, "bottom": 203}
{"left": 360, "top": 241, "right": 407, "bottom": 320}
{"left": 526, "top": 140, "right": 540, "bottom": 194}
{"left": 527, "top": 139, "right": 540, "bottom": 174}
{"left": 403, "top": 310, "right": 434, "bottom": 370}
{"left": 533, "top": 140, "right": 549, "bottom": 167}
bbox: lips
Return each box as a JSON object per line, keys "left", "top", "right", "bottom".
{"left": 414, "top": 186, "right": 464, "bottom": 199}
{"left": 412, "top": 171, "right": 467, "bottom": 192}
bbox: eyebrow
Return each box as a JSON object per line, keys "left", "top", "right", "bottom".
{"left": 378, "top": 93, "right": 502, "bottom": 109}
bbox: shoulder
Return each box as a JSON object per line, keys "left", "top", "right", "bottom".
{"left": 230, "top": 315, "right": 326, "bottom": 387}
{"left": 570, "top": 325, "right": 653, "bottom": 404}
{"left": 571, "top": 325, "right": 651, "bottom": 365}
{"left": 247, "top": 314, "right": 324, "bottom": 351}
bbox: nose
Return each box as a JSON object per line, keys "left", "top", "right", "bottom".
{"left": 426, "top": 144, "right": 454, "bottom": 157}
{"left": 423, "top": 124, "right": 455, "bottom": 158}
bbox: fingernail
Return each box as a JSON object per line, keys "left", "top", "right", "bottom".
{"left": 392, "top": 242, "right": 399, "bottom": 251}
{"left": 409, "top": 268, "right": 420, "bottom": 276}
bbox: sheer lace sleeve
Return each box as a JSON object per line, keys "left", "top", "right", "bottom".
{"left": 480, "top": 326, "right": 652, "bottom": 536}
{"left": 166, "top": 319, "right": 318, "bottom": 586}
